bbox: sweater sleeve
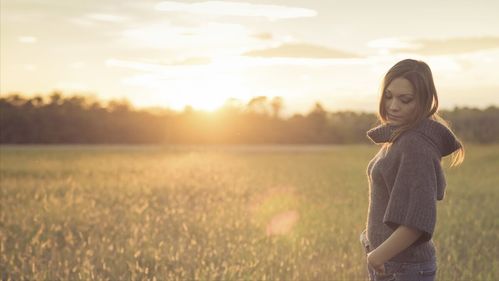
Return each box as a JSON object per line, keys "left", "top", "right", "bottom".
{"left": 383, "top": 145, "right": 440, "bottom": 245}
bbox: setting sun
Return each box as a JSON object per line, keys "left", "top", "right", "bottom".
{"left": 167, "top": 70, "right": 251, "bottom": 112}
{"left": 124, "top": 59, "right": 254, "bottom": 111}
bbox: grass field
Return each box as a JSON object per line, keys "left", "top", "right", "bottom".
{"left": 1, "top": 144, "right": 498, "bottom": 280}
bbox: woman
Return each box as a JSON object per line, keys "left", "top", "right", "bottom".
{"left": 360, "top": 59, "right": 465, "bottom": 281}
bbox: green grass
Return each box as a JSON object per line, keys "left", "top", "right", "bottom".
{"left": 0, "top": 144, "right": 498, "bottom": 280}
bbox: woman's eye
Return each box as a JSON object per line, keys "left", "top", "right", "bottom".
{"left": 384, "top": 94, "right": 392, "bottom": 99}
{"left": 402, "top": 99, "right": 413, "bottom": 104}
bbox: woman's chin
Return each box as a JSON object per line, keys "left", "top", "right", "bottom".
{"left": 387, "top": 119, "right": 404, "bottom": 125}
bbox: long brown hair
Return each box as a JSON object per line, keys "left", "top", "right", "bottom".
{"left": 377, "top": 59, "right": 465, "bottom": 167}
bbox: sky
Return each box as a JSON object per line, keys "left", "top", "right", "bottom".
{"left": 1, "top": 0, "right": 499, "bottom": 117}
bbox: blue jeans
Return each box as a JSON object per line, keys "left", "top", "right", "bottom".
{"left": 360, "top": 230, "right": 437, "bottom": 281}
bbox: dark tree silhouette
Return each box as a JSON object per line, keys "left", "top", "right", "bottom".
{"left": 0, "top": 92, "right": 498, "bottom": 144}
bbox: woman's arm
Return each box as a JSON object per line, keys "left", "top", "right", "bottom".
{"left": 367, "top": 225, "right": 423, "bottom": 272}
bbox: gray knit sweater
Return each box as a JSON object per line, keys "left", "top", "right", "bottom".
{"left": 364, "top": 118, "right": 462, "bottom": 262}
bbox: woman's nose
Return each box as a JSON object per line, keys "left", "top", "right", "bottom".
{"left": 388, "top": 100, "right": 400, "bottom": 111}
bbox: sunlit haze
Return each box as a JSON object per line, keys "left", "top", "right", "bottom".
{"left": 1, "top": 0, "right": 499, "bottom": 117}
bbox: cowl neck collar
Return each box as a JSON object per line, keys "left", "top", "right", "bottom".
{"left": 367, "top": 118, "right": 462, "bottom": 157}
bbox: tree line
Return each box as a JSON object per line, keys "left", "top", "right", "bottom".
{"left": 1, "top": 92, "right": 498, "bottom": 144}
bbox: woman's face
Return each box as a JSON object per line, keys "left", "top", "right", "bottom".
{"left": 384, "top": 77, "right": 417, "bottom": 125}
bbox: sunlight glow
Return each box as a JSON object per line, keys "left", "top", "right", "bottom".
{"left": 118, "top": 60, "right": 253, "bottom": 111}
{"left": 169, "top": 73, "right": 248, "bottom": 111}
{"left": 266, "top": 210, "right": 299, "bottom": 236}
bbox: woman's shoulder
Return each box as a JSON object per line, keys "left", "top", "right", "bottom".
{"left": 393, "top": 131, "right": 440, "bottom": 157}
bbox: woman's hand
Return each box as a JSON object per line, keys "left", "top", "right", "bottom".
{"left": 365, "top": 225, "right": 423, "bottom": 275}
{"left": 367, "top": 250, "right": 386, "bottom": 274}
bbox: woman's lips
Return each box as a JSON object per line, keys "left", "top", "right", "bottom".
{"left": 388, "top": 114, "right": 402, "bottom": 120}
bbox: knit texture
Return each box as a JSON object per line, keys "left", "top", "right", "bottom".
{"left": 364, "top": 118, "right": 462, "bottom": 262}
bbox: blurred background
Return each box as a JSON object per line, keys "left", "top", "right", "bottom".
{"left": 1, "top": 0, "right": 498, "bottom": 145}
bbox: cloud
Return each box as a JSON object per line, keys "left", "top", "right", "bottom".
{"left": 119, "top": 21, "right": 259, "bottom": 54}
{"left": 367, "top": 37, "right": 417, "bottom": 50}
{"left": 18, "top": 36, "right": 37, "bottom": 43}
{"left": 55, "top": 81, "right": 90, "bottom": 91}
{"left": 105, "top": 57, "right": 212, "bottom": 74}
{"left": 155, "top": 1, "right": 317, "bottom": 20}
{"left": 85, "top": 13, "right": 130, "bottom": 23}
{"left": 105, "top": 59, "right": 169, "bottom": 72}
{"left": 369, "top": 37, "right": 499, "bottom": 55}
{"left": 68, "top": 13, "right": 130, "bottom": 27}
{"left": 69, "top": 62, "right": 86, "bottom": 69}
{"left": 242, "top": 43, "right": 359, "bottom": 59}
{"left": 411, "top": 37, "right": 499, "bottom": 54}
{"left": 253, "top": 32, "right": 273, "bottom": 41}
{"left": 169, "top": 57, "right": 212, "bottom": 65}
{"left": 23, "top": 64, "right": 37, "bottom": 71}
